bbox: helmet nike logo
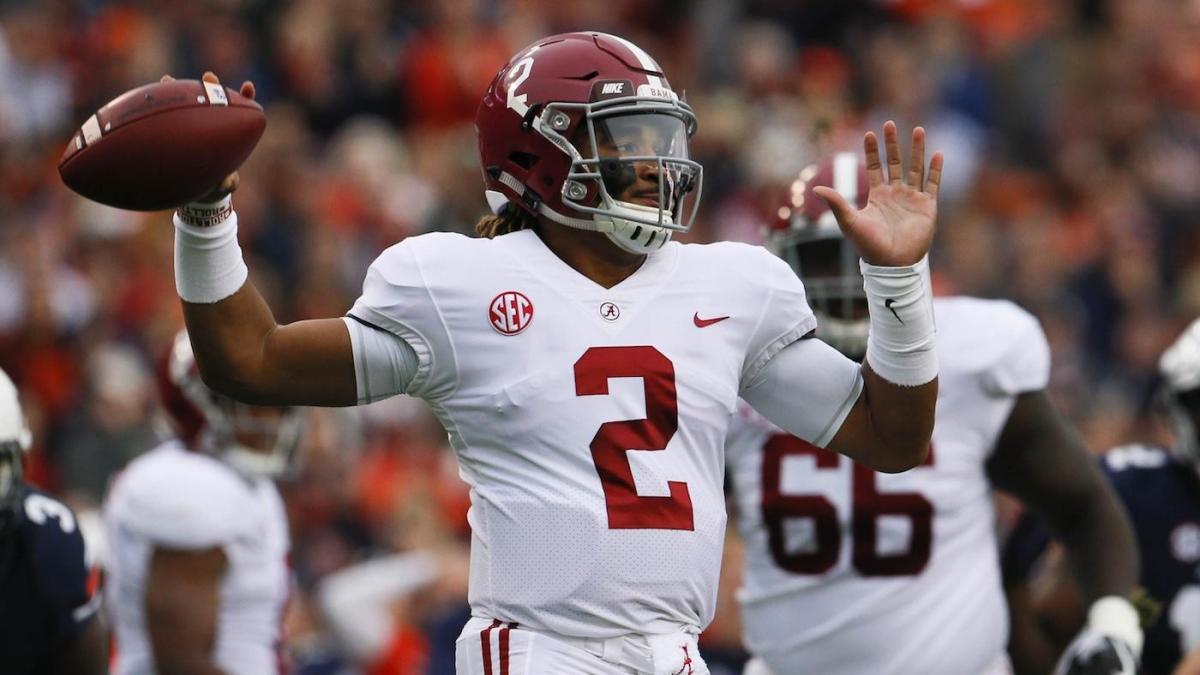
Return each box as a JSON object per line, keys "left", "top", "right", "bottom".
{"left": 884, "top": 298, "right": 904, "bottom": 324}
{"left": 694, "top": 313, "right": 730, "bottom": 328}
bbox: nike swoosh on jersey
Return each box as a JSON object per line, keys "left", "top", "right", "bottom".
{"left": 693, "top": 313, "right": 730, "bottom": 327}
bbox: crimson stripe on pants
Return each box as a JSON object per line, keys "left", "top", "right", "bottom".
{"left": 499, "top": 623, "right": 517, "bottom": 675}
{"left": 480, "top": 619, "right": 501, "bottom": 675}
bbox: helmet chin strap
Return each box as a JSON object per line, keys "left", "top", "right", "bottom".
{"left": 488, "top": 161, "right": 678, "bottom": 255}
{"left": 814, "top": 313, "right": 869, "bottom": 360}
{"left": 0, "top": 442, "right": 24, "bottom": 534}
{"left": 221, "top": 444, "right": 288, "bottom": 478}
{"left": 596, "top": 201, "right": 673, "bottom": 254}
{"left": 535, "top": 198, "right": 673, "bottom": 255}
{"left": 604, "top": 227, "right": 669, "bottom": 255}
{"left": 1165, "top": 397, "right": 1200, "bottom": 475}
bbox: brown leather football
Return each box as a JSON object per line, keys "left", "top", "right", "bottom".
{"left": 58, "top": 79, "right": 265, "bottom": 211}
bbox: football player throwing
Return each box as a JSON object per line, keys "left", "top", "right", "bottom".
{"left": 167, "top": 32, "right": 942, "bottom": 675}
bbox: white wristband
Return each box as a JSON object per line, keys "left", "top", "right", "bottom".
{"left": 1087, "top": 596, "right": 1143, "bottom": 657}
{"left": 861, "top": 256, "right": 937, "bottom": 386}
{"left": 173, "top": 195, "right": 248, "bottom": 304}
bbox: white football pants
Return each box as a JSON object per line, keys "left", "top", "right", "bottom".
{"left": 456, "top": 617, "right": 710, "bottom": 675}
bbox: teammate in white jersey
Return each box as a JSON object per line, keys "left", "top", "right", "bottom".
{"left": 724, "top": 153, "right": 1141, "bottom": 675}
{"left": 165, "top": 32, "right": 943, "bottom": 675}
{"left": 104, "top": 331, "right": 300, "bottom": 675}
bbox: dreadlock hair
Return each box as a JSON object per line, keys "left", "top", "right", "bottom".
{"left": 475, "top": 202, "right": 539, "bottom": 239}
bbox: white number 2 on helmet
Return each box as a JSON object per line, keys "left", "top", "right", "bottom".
{"left": 506, "top": 56, "right": 535, "bottom": 116}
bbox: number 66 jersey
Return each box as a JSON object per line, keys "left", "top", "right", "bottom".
{"left": 725, "top": 297, "right": 1051, "bottom": 675}
{"left": 347, "top": 229, "right": 861, "bottom": 639}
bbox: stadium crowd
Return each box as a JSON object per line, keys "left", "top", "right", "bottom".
{"left": 1, "top": 0, "right": 1197, "bottom": 672}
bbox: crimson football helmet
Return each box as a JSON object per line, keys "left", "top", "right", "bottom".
{"left": 158, "top": 331, "right": 303, "bottom": 478}
{"left": 476, "top": 31, "right": 702, "bottom": 254}
{"left": 766, "top": 151, "right": 871, "bottom": 357}
{"left": 0, "top": 367, "right": 31, "bottom": 532}
{"left": 1158, "top": 318, "right": 1200, "bottom": 472}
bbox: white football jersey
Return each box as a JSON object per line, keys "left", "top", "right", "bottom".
{"left": 104, "top": 441, "right": 290, "bottom": 675}
{"left": 727, "top": 297, "right": 1051, "bottom": 675}
{"left": 348, "top": 229, "right": 856, "bottom": 638}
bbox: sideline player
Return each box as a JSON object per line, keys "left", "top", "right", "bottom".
{"left": 724, "top": 152, "right": 1141, "bottom": 675}
{"left": 167, "top": 32, "right": 941, "bottom": 675}
{"left": 0, "top": 366, "right": 108, "bottom": 673}
{"left": 1004, "top": 319, "right": 1200, "bottom": 675}
{"left": 104, "top": 331, "right": 299, "bottom": 674}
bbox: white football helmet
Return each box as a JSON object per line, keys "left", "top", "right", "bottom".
{"left": 1158, "top": 317, "right": 1200, "bottom": 470}
{"left": 0, "top": 367, "right": 31, "bottom": 531}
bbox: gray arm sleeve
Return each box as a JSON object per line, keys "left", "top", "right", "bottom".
{"left": 740, "top": 337, "right": 864, "bottom": 447}
{"left": 341, "top": 316, "right": 420, "bottom": 404}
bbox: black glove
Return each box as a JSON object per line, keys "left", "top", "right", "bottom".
{"left": 1053, "top": 632, "right": 1139, "bottom": 675}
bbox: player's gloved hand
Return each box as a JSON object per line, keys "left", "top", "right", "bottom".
{"left": 1053, "top": 597, "right": 1143, "bottom": 675}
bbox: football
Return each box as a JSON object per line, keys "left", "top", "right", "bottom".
{"left": 59, "top": 79, "right": 265, "bottom": 211}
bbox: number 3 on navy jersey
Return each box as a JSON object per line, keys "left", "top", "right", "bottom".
{"left": 575, "top": 346, "right": 694, "bottom": 531}
{"left": 24, "top": 493, "right": 77, "bottom": 533}
{"left": 761, "top": 433, "right": 934, "bottom": 576}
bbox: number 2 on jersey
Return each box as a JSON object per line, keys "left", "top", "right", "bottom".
{"left": 761, "top": 433, "right": 933, "bottom": 576}
{"left": 575, "top": 346, "right": 694, "bottom": 531}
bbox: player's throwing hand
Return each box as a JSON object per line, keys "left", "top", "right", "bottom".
{"left": 160, "top": 71, "right": 254, "bottom": 200}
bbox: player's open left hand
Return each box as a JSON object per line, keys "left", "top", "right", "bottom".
{"left": 814, "top": 121, "right": 942, "bottom": 267}
{"left": 160, "top": 71, "right": 256, "bottom": 202}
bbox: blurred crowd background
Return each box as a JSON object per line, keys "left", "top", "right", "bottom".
{"left": 1, "top": 0, "right": 1196, "bottom": 672}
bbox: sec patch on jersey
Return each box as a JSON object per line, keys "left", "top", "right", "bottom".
{"left": 58, "top": 79, "right": 265, "bottom": 211}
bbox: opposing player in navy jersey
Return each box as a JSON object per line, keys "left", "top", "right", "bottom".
{"left": 0, "top": 366, "right": 108, "bottom": 674}
{"left": 1004, "top": 318, "right": 1200, "bottom": 675}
